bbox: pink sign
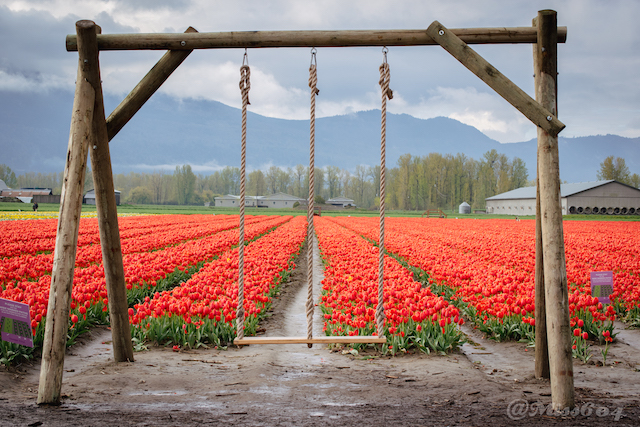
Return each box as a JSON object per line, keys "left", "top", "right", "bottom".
{"left": 0, "top": 298, "right": 34, "bottom": 347}
{"left": 590, "top": 271, "right": 614, "bottom": 304}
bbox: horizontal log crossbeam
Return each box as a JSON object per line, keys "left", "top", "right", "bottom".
{"left": 66, "top": 27, "right": 567, "bottom": 51}
{"left": 234, "top": 336, "right": 387, "bottom": 345}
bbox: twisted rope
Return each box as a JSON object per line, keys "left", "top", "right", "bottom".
{"left": 306, "top": 56, "right": 319, "bottom": 346}
{"left": 237, "top": 62, "right": 250, "bottom": 340}
{"left": 377, "top": 56, "right": 392, "bottom": 337}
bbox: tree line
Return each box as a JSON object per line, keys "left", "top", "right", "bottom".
{"left": 107, "top": 149, "right": 533, "bottom": 210}
{"left": 597, "top": 156, "right": 640, "bottom": 188}
{"left": 2, "top": 152, "right": 638, "bottom": 210}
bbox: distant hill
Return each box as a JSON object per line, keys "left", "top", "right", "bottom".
{"left": 1, "top": 90, "right": 638, "bottom": 183}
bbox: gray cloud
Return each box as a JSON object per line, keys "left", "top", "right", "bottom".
{"left": 0, "top": 0, "right": 639, "bottom": 143}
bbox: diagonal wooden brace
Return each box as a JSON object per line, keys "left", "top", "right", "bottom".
{"left": 106, "top": 27, "right": 199, "bottom": 141}
{"left": 427, "top": 21, "right": 565, "bottom": 137}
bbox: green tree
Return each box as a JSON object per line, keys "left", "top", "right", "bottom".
{"left": 276, "top": 167, "right": 291, "bottom": 193}
{"left": 510, "top": 157, "right": 529, "bottom": 189}
{"left": 247, "top": 170, "right": 266, "bottom": 196}
{"left": 128, "top": 186, "right": 153, "bottom": 204}
{"left": 0, "top": 164, "right": 18, "bottom": 188}
{"left": 174, "top": 164, "right": 196, "bottom": 205}
{"left": 266, "top": 165, "right": 279, "bottom": 194}
{"left": 597, "top": 156, "right": 631, "bottom": 184}
{"left": 150, "top": 170, "right": 167, "bottom": 204}
{"left": 352, "top": 165, "right": 368, "bottom": 207}
{"left": 293, "top": 164, "right": 306, "bottom": 198}
{"left": 325, "top": 165, "right": 341, "bottom": 199}
{"left": 630, "top": 173, "right": 640, "bottom": 189}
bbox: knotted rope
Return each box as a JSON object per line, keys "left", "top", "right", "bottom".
{"left": 236, "top": 54, "right": 250, "bottom": 340}
{"left": 377, "top": 48, "right": 392, "bottom": 337}
{"left": 306, "top": 49, "right": 319, "bottom": 346}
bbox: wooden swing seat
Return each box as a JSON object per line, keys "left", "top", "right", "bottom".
{"left": 234, "top": 335, "right": 386, "bottom": 345}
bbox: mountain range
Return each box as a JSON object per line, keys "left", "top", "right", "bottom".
{"left": 1, "top": 89, "right": 638, "bottom": 184}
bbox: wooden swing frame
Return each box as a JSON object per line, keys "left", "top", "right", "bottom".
{"left": 39, "top": 10, "right": 573, "bottom": 411}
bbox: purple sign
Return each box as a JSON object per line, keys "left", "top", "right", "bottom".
{"left": 0, "top": 298, "right": 34, "bottom": 347}
{"left": 590, "top": 271, "right": 614, "bottom": 304}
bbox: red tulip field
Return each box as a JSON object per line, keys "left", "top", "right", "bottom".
{"left": 2, "top": 214, "right": 639, "bottom": 364}
{"left": 2, "top": 213, "right": 640, "bottom": 425}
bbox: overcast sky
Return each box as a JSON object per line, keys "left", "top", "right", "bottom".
{"left": 1, "top": 0, "right": 639, "bottom": 144}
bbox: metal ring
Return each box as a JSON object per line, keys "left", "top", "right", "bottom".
{"left": 242, "top": 48, "right": 249, "bottom": 66}
{"left": 310, "top": 47, "right": 317, "bottom": 67}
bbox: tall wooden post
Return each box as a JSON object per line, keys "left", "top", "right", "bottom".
{"left": 81, "top": 20, "right": 135, "bottom": 363}
{"left": 535, "top": 10, "right": 574, "bottom": 410}
{"left": 532, "top": 16, "right": 550, "bottom": 380}
{"left": 37, "top": 22, "right": 96, "bottom": 405}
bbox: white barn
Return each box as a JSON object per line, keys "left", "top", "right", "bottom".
{"left": 486, "top": 180, "right": 640, "bottom": 216}
{"left": 215, "top": 195, "right": 267, "bottom": 207}
{"left": 326, "top": 196, "right": 356, "bottom": 207}
{"left": 258, "top": 192, "right": 304, "bottom": 208}
{"left": 215, "top": 194, "right": 240, "bottom": 207}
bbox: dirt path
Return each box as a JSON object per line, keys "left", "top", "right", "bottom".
{"left": 2, "top": 238, "right": 640, "bottom": 426}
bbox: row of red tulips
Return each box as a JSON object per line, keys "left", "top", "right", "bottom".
{"left": 327, "top": 217, "right": 637, "bottom": 343}
{"left": 128, "top": 215, "right": 307, "bottom": 348}
{"left": 0, "top": 214, "right": 232, "bottom": 258}
{"left": 1, "top": 214, "right": 292, "bottom": 360}
{"left": 0, "top": 214, "right": 264, "bottom": 282}
{"left": 315, "top": 217, "right": 464, "bottom": 354}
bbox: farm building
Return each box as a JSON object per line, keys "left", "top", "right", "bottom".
{"left": 0, "top": 179, "right": 8, "bottom": 190}
{"left": 259, "top": 192, "right": 304, "bottom": 208}
{"left": 215, "top": 195, "right": 266, "bottom": 207}
{"left": 84, "top": 189, "right": 121, "bottom": 206}
{"left": 326, "top": 196, "right": 356, "bottom": 208}
{"left": 214, "top": 192, "right": 304, "bottom": 208}
{"left": 215, "top": 194, "right": 240, "bottom": 207}
{"left": 485, "top": 180, "right": 640, "bottom": 215}
{"left": 0, "top": 187, "right": 52, "bottom": 203}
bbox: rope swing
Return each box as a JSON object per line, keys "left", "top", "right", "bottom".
{"left": 233, "top": 49, "right": 385, "bottom": 346}
{"left": 377, "top": 47, "right": 392, "bottom": 337}
{"left": 236, "top": 50, "right": 250, "bottom": 341}
{"left": 306, "top": 48, "right": 319, "bottom": 347}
